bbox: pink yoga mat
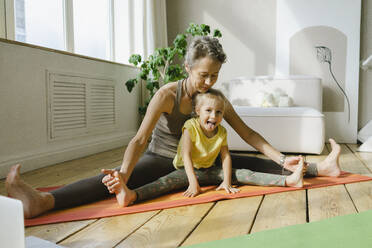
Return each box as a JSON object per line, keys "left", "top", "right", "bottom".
{"left": 25, "top": 172, "right": 372, "bottom": 227}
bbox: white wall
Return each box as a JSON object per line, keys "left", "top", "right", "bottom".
{"left": 0, "top": 40, "right": 140, "bottom": 178}
{"left": 166, "top": 0, "right": 277, "bottom": 86}
{"left": 275, "top": 0, "right": 361, "bottom": 143}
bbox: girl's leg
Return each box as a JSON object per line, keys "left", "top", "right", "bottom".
{"left": 232, "top": 165, "right": 304, "bottom": 187}
{"left": 130, "top": 163, "right": 304, "bottom": 206}
{"left": 232, "top": 157, "right": 305, "bottom": 187}
{"left": 134, "top": 167, "right": 224, "bottom": 202}
{"left": 134, "top": 169, "right": 189, "bottom": 202}
{"left": 232, "top": 168, "right": 287, "bottom": 186}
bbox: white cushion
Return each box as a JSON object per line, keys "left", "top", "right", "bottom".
{"left": 223, "top": 106, "right": 325, "bottom": 154}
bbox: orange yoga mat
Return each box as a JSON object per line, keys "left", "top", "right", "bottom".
{"left": 25, "top": 172, "right": 372, "bottom": 227}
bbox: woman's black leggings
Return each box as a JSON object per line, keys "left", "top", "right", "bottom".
{"left": 51, "top": 151, "right": 317, "bottom": 209}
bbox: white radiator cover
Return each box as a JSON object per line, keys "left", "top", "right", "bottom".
{"left": 47, "top": 72, "right": 117, "bottom": 140}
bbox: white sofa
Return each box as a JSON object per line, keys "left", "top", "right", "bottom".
{"left": 221, "top": 75, "right": 325, "bottom": 154}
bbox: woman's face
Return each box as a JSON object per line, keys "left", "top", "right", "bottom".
{"left": 186, "top": 56, "right": 222, "bottom": 93}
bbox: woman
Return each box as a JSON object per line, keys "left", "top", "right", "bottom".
{"left": 6, "top": 36, "right": 341, "bottom": 218}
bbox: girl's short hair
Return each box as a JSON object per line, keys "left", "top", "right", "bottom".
{"left": 192, "top": 89, "right": 226, "bottom": 116}
{"left": 185, "top": 36, "right": 227, "bottom": 68}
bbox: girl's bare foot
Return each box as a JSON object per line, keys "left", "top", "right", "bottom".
{"left": 5, "top": 164, "right": 55, "bottom": 218}
{"left": 317, "top": 138, "right": 341, "bottom": 177}
{"left": 285, "top": 157, "right": 304, "bottom": 188}
{"left": 113, "top": 171, "right": 137, "bottom": 207}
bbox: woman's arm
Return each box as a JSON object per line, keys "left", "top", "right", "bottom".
{"left": 120, "top": 88, "right": 174, "bottom": 181}
{"left": 102, "top": 86, "right": 176, "bottom": 192}
{"left": 182, "top": 129, "right": 202, "bottom": 197}
{"left": 223, "top": 100, "right": 284, "bottom": 164}
{"left": 102, "top": 86, "right": 174, "bottom": 185}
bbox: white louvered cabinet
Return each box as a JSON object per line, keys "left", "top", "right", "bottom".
{"left": 47, "top": 72, "right": 117, "bottom": 140}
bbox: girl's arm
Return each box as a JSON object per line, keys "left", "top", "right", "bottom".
{"left": 182, "top": 129, "right": 202, "bottom": 197}
{"left": 223, "top": 100, "right": 300, "bottom": 171}
{"left": 216, "top": 145, "right": 240, "bottom": 193}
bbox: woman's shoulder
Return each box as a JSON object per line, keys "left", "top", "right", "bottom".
{"left": 160, "top": 81, "right": 178, "bottom": 91}
{"left": 155, "top": 82, "right": 178, "bottom": 99}
{"left": 148, "top": 81, "right": 179, "bottom": 114}
{"left": 153, "top": 82, "right": 177, "bottom": 101}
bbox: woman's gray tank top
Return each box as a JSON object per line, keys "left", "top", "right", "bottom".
{"left": 148, "top": 80, "right": 191, "bottom": 158}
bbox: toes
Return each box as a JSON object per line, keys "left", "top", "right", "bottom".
{"left": 9, "top": 164, "right": 21, "bottom": 176}
{"left": 329, "top": 138, "right": 340, "bottom": 150}
{"left": 329, "top": 138, "right": 337, "bottom": 145}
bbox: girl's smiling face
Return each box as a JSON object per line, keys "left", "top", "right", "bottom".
{"left": 186, "top": 56, "right": 222, "bottom": 93}
{"left": 195, "top": 95, "right": 225, "bottom": 137}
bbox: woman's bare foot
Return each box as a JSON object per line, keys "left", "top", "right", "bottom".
{"left": 113, "top": 171, "right": 137, "bottom": 207}
{"left": 285, "top": 157, "right": 304, "bottom": 188}
{"left": 5, "top": 164, "right": 55, "bottom": 218}
{"left": 317, "top": 138, "right": 341, "bottom": 177}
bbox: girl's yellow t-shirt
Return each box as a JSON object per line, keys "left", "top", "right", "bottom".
{"left": 173, "top": 118, "right": 228, "bottom": 169}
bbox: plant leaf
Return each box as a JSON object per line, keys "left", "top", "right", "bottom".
{"left": 129, "top": 54, "right": 142, "bottom": 66}
{"left": 125, "top": 78, "right": 137, "bottom": 92}
{"left": 213, "top": 29, "right": 222, "bottom": 38}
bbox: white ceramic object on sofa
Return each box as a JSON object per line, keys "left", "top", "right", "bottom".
{"left": 221, "top": 75, "right": 325, "bottom": 154}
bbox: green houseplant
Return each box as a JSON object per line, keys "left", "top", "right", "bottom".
{"left": 125, "top": 23, "right": 222, "bottom": 115}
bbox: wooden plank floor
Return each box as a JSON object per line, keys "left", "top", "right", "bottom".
{"left": 1, "top": 144, "right": 372, "bottom": 247}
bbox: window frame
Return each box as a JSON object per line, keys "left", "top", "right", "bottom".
{"left": 0, "top": 0, "right": 6, "bottom": 38}
{"left": 4, "top": 0, "right": 15, "bottom": 39}
{"left": 64, "top": 0, "right": 74, "bottom": 52}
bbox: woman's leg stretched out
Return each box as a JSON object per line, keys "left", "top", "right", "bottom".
{"left": 5, "top": 151, "right": 175, "bottom": 218}
{"left": 228, "top": 139, "right": 341, "bottom": 178}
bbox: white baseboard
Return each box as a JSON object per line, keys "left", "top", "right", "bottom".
{"left": 0, "top": 132, "right": 136, "bottom": 179}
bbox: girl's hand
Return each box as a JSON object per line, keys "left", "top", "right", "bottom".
{"left": 283, "top": 156, "right": 307, "bottom": 173}
{"left": 216, "top": 181, "right": 240, "bottom": 194}
{"left": 101, "top": 169, "right": 125, "bottom": 194}
{"left": 183, "top": 182, "right": 202, "bottom": 197}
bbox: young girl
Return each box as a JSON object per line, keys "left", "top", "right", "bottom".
{"left": 110, "top": 89, "right": 305, "bottom": 207}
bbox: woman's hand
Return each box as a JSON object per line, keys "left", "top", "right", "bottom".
{"left": 183, "top": 182, "right": 202, "bottom": 197}
{"left": 283, "top": 156, "right": 307, "bottom": 173}
{"left": 101, "top": 169, "right": 125, "bottom": 194}
{"left": 216, "top": 181, "right": 240, "bottom": 194}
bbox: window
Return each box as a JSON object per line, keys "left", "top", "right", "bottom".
{"left": 113, "top": 0, "right": 130, "bottom": 64}
{"left": 14, "top": 0, "right": 65, "bottom": 50}
{"left": 1, "top": 0, "right": 151, "bottom": 63}
{"left": 73, "top": 0, "right": 110, "bottom": 60}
